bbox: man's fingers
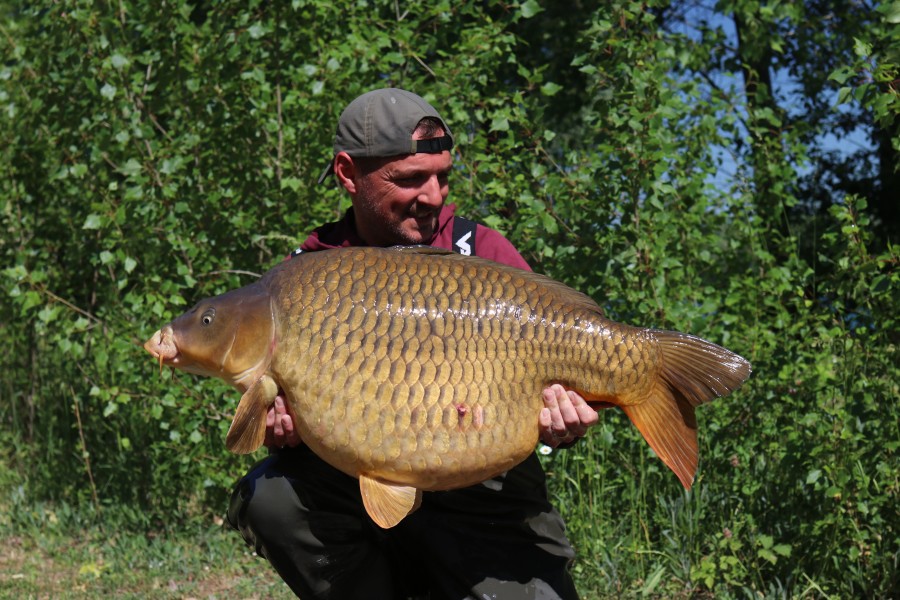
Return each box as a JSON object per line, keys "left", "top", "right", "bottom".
{"left": 272, "top": 396, "right": 285, "bottom": 439}
{"left": 538, "top": 407, "right": 559, "bottom": 446}
{"left": 539, "top": 384, "right": 599, "bottom": 448}
{"left": 263, "top": 404, "right": 277, "bottom": 447}
{"left": 280, "top": 413, "right": 301, "bottom": 446}
{"left": 569, "top": 390, "right": 599, "bottom": 428}
{"left": 264, "top": 394, "right": 295, "bottom": 448}
{"left": 555, "top": 390, "right": 584, "bottom": 436}
{"left": 539, "top": 407, "right": 552, "bottom": 429}
{"left": 273, "top": 395, "right": 301, "bottom": 447}
{"left": 542, "top": 385, "right": 569, "bottom": 436}
{"left": 540, "top": 386, "right": 572, "bottom": 447}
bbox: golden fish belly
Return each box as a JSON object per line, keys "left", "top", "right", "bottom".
{"left": 265, "top": 247, "right": 659, "bottom": 489}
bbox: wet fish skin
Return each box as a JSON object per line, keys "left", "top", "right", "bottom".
{"left": 144, "top": 246, "right": 751, "bottom": 528}
{"left": 264, "top": 248, "right": 655, "bottom": 488}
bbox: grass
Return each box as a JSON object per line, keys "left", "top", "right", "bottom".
{"left": 0, "top": 481, "right": 687, "bottom": 600}
{"left": 0, "top": 481, "right": 874, "bottom": 600}
{"left": 0, "top": 514, "right": 294, "bottom": 599}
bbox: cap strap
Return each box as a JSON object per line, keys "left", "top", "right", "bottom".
{"left": 410, "top": 135, "right": 453, "bottom": 154}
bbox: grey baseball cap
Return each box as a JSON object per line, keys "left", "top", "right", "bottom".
{"left": 317, "top": 88, "right": 454, "bottom": 184}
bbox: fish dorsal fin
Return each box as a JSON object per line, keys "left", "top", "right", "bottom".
{"left": 388, "top": 245, "right": 453, "bottom": 255}
{"left": 225, "top": 375, "right": 278, "bottom": 454}
{"left": 359, "top": 474, "right": 422, "bottom": 529}
{"left": 390, "top": 245, "right": 603, "bottom": 315}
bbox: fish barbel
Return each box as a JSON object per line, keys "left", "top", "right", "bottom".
{"left": 144, "top": 246, "right": 751, "bottom": 528}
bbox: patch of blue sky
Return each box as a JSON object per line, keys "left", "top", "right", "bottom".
{"left": 659, "top": 1, "right": 876, "bottom": 203}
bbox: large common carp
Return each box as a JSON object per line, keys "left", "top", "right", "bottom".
{"left": 144, "top": 246, "right": 751, "bottom": 528}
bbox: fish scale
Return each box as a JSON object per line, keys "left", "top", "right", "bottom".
{"left": 144, "top": 245, "right": 751, "bottom": 528}
{"left": 271, "top": 249, "right": 638, "bottom": 487}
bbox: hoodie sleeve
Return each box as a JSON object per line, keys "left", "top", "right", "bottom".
{"left": 473, "top": 225, "right": 532, "bottom": 272}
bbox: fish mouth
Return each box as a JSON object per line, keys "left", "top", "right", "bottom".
{"left": 144, "top": 327, "right": 180, "bottom": 372}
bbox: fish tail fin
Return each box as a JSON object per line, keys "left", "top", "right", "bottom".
{"left": 620, "top": 331, "right": 751, "bottom": 489}
{"left": 225, "top": 375, "right": 279, "bottom": 454}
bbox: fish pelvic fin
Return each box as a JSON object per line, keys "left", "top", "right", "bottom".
{"left": 359, "top": 475, "right": 423, "bottom": 529}
{"left": 225, "top": 375, "right": 278, "bottom": 454}
{"left": 622, "top": 331, "right": 751, "bottom": 490}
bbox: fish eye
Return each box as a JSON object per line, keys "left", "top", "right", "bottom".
{"left": 201, "top": 307, "right": 216, "bottom": 326}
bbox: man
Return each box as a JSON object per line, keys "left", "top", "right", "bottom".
{"left": 227, "top": 88, "right": 599, "bottom": 599}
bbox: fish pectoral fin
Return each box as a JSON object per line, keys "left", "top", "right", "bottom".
{"left": 225, "top": 375, "right": 278, "bottom": 455}
{"left": 359, "top": 475, "right": 422, "bottom": 529}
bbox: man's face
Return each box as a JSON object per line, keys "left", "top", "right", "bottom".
{"left": 352, "top": 149, "right": 452, "bottom": 247}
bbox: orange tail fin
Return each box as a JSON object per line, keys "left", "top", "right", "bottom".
{"left": 620, "top": 331, "right": 751, "bottom": 489}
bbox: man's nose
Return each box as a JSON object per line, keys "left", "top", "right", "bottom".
{"left": 418, "top": 175, "right": 445, "bottom": 207}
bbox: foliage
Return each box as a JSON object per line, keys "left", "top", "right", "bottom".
{"left": 2, "top": 0, "right": 897, "bottom": 597}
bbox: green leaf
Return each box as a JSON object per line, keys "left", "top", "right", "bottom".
{"left": 836, "top": 86, "right": 853, "bottom": 105}
{"left": 883, "top": 1, "right": 900, "bottom": 23}
{"left": 248, "top": 23, "right": 267, "bottom": 39}
{"left": 83, "top": 214, "right": 103, "bottom": 230}
{"left": 490, "top": 116, "right": 510, "bottom": 132}
{"left": 774, "top": 544, "right": 792, "bottom": 557}
{"left": 758, "top": 548, "right": 778, "bottom": 564}
{"left": 110, "top": 54, "right": 130, "bottom": 69}
{"left": 828, "top": 66, "right": 854, "bottom": 85}
{"left": 641, "top": 566, "right": 665, "bottom": 595}
{"left": 852, "top": 37, "right": 872, "bottom": 57}
{"left": 806, "top": 469, "right": 822, "bottom": 484}
{"left": 37, "top": 306, "right": 58, "bottom": 323}
{"left": 118, "top": 159, "right": 143, "bottom": 178}
{"left": 22, "top": 291, "right": 42, "bottom": 311}
{"left": 281, "top": 177, "right": 302, "bottom": 191}
{"left": 160, "top": 156, "right": 184, "bottom": 175}
{"left": 520, "top": 0, "right": 543, "bottom": 18}
{"left": 541, "top": 82, "right": 563, "bottom": 96}
{"left": 100, "top": 83, "right": 116, "bottom": 100}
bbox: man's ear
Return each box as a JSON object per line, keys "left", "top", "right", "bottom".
{"left": 334, "top": 152, "right": 358, "bottom": 194}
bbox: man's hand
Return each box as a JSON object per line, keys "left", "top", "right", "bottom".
{"left": 539, "top": 384, "right": 598, "bottom": 448}
{"left": 264, "top": 395, "right": 302, "bottom": 448}
{"left": 264, "top": 385, "right": 597, "bottom": 449}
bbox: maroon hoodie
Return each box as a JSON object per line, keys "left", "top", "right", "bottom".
{"left": 296, "top": 204, "right": 531, "bottom": 272}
